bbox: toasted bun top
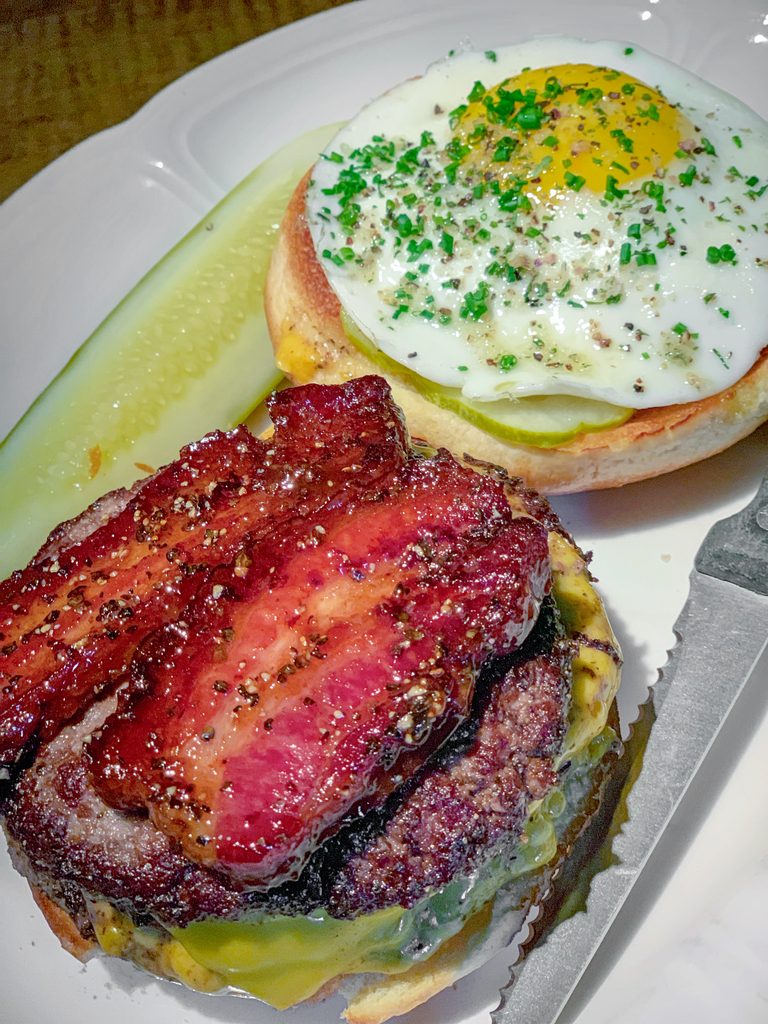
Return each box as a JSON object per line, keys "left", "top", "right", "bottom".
{"left": 265, "top": 174, "right": 768, "bottom": 493}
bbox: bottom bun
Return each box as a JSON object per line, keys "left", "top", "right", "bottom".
{"left": 19, "top": 707, "right": 621, "bottom": 1024}
{"left": 265, "top": 173, "right": 768, "bottom": 494}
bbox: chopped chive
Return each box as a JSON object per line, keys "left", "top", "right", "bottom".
{"left": 605, "top": 174, "right": 628, "bottom": 201}
{"left": 406, "top": 238, "right": 434, "bottom": 262}
{"left": 610, "top": 127, "right": 634, "bottom": 153}
{"left": 718, "top": 307, "right": 731, "bottom": 318}
{"left": 624, "top": 46, "right": 634, "bottom": 55}
{"left": 484, "top": 50, "right": 497, "bottom": 62}
{"left": 448, "top": 104, "right": 468, "bottom": 128}
{"left": 440, "top": 231, "right": 454, "bottom": 255}
{"left": 499, "top": 353, "right": 518, "bottom": 371}
{"left": 460, "top": 280, "right": 490, "bottom": 320}
{"left": 321, "top": 248, "right": 344, "bottom": 267}
{"left": 678, "top": 165, "right": 697, "bottom": 187}
{"left": 637, "top": 102, "right": 660, "bottom": 121}
{"left": 564, "top": 170, "right": 586, "bottom": 192}
{"left": 642, "top": 180, "right": 666, "bottom": 211}
{"left": 542, "top": 135, "right": 558, "bottom": 147}
{"left": 733, "top": 135, "right": 743, "bottom": 148}
{"left": 706, "top": 243, "right": 737, "bottom": 264}
{"left": 635, "top": 250, "right": 657, "bottom": 267}
{"left": 394, "top": 213, "right": 414, "bottom": 236}
{"left": 498, "top": 186, "right": 525, "bottom": 212}
{"left": 493, "top": 136, "right": 518, "bottom": 162}
{"left": 619, "top": 242, "right": 632, "bottom": 264}
{"left": 338, "top": 203, "right": 361, "bottom": 229}
{"left": 515, "top": 105, "right": 545, "bottom": 130}
{"left": 577, "top": 86, "right": 603, "bottom": 106}
{"left": 468, "top": 80, "right": 486, "bottom": 103}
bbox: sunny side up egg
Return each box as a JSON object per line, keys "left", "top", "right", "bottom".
{"left": 307, "top": 39, "right": 768, "bottom": 412}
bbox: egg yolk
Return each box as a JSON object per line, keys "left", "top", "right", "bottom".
{"left": 456, "top": 64, "right": 696, "bottom": 199}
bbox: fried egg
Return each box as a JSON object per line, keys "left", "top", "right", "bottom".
{"left": 307, "top": 39, "right": 768, "bottom": 409}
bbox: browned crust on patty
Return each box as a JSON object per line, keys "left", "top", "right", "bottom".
{"left": 265, "top": 174, "right": 768, "bottom": 493}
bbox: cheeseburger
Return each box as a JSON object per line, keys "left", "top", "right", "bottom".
{"left": 0, "top": 377, "right": 621, "bottom": 1022}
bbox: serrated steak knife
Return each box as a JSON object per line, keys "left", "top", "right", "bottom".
{"left": 494, "top": 473, "right": 768, "bottom": 1024}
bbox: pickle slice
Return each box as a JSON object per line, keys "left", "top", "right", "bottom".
{"left": 341, "top": 313, "right": 632, "bottom": 448}
{"left": 0, "top": 123, "right": 341, "bottom": 578}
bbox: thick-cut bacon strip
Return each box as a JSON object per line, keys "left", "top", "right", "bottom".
{"left": 0, "top": 377, "right": 408, "bottom": 765}
{"left": 0, "top": 429, "right": 261, "bottom": 764}
{"left": 266, "top": 375, "right": 408, "bottom": 459}
{"left": 88, "top": 451, "right": 550, "bottom": 886}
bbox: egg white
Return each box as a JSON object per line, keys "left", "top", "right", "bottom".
{"left": 307, "top": 39, "right": 768, "bottom": 409}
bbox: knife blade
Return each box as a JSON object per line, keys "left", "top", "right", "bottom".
{"left": 493, "top": 473, "right": 768, "bottom": 1024}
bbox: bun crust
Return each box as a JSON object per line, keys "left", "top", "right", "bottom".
{"left": 29, "top": 885, "right": 96, "bottom": 961}
{"left": 265, "top": 173, "right": 768, "bottom": 494}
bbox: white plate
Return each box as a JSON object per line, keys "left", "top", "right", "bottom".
{"left": 1, "top": 2, "right": 767, "bottom": 1023}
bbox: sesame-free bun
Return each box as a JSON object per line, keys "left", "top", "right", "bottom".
{"left": 265, "top": 173, "right": 768, "bottom": 494}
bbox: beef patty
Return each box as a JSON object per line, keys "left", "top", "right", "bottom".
{"left": 2, "top": 599, "right": 569, "bottom": 934}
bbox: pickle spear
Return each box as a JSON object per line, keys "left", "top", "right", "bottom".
{"left": 0, "top": 123, "right": 341, "bottom": 578}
